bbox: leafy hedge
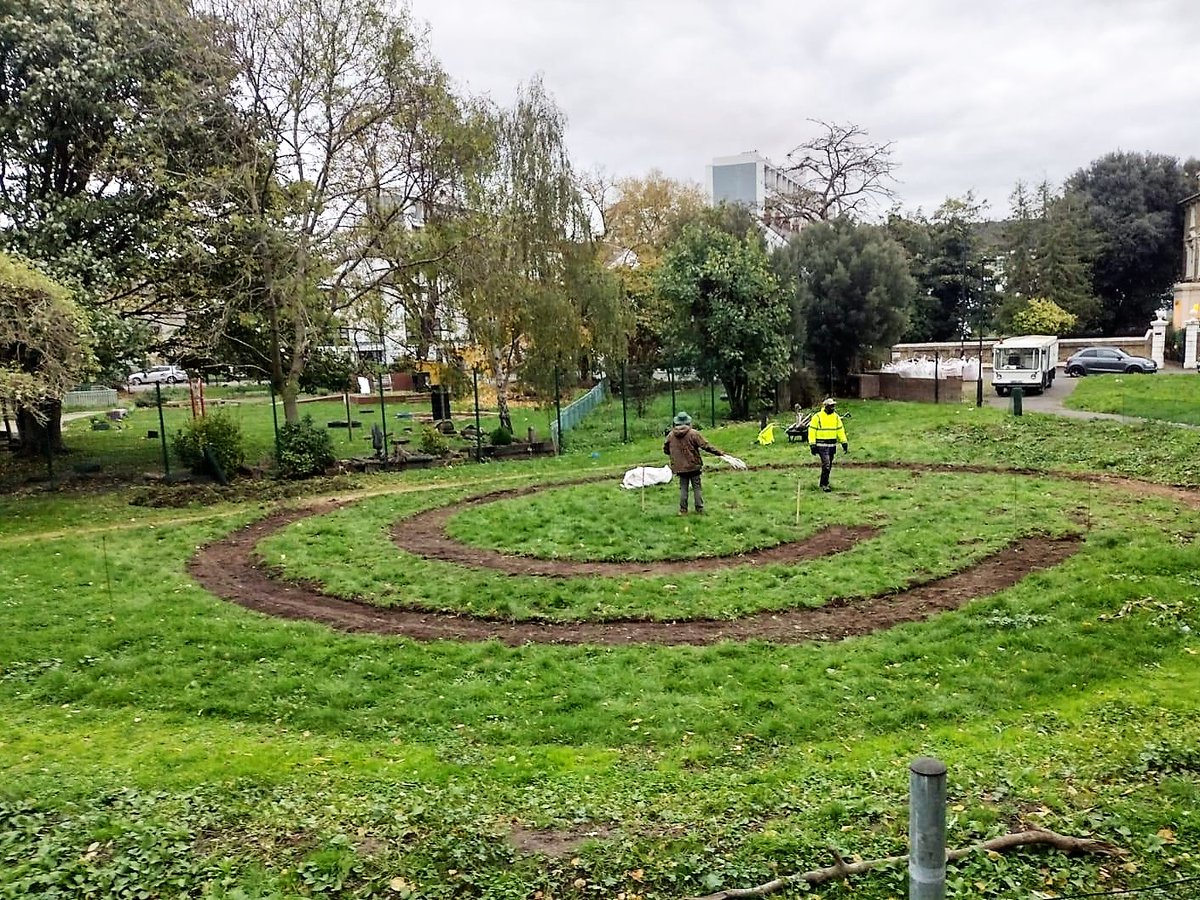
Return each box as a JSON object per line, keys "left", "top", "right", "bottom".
{"left": 276, "top": 415, "right": 335, "bottom": 478}
{"left": 171, "top": 410, "right": 245, "bottom": 477}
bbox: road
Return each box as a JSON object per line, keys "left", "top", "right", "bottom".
{"left": 981, "top": 365, "right": 1193, "bottom": 425}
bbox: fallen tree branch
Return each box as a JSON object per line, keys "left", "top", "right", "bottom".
{"left": 689, "top": 828, "right": 1124, "bottom": 900}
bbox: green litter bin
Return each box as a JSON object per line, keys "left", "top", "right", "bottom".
{"left": 1011, "top": 387, "right": 1023, "bottom": 416}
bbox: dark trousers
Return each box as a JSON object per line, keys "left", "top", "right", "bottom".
{"left": 814, "top": 443, "right": 837, "bottom": 488}
{"left": 678, "top": 471, "right": 704, "bottom": 511}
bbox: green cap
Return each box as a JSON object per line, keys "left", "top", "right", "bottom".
{"left": 672, "top": 412, "right": 692, "bottom": 426}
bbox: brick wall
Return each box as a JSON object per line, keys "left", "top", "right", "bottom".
{"left": 892, "top": 332, "right": 1153, "bottom": 367}
{"left": 857, "top": 372, "right": 964, "bottom": 403}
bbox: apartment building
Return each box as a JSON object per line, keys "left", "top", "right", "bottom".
{"left": 706, "top": 151, "right": 806, "bottom": 245}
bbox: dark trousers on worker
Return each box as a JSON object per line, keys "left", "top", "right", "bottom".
{"left": 814, "top": 443, "right": 837, "bottom": 489}
{"left": 678, "top": 471, "right": 704, "bottom": 512}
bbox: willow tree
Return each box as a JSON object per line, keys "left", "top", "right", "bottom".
{"left": 0, "top": 254, "right": 94, "bottom": 455}
{"left": 454, "top": 78, "right": 592, "bottom": 432}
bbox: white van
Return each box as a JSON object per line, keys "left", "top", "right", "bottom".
{"left": 991, "top": 335, "right": 1059, "bottom": 396}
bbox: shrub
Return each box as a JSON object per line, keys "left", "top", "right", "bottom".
{"left": 172, "top": 411, "right": 245, "bottom": 477}
{"left": 419, "top": 425, "right": 450, "bottom": 456}
{"left": 298, "top": 349, "right": 354, "bottom": 394}
{"left": 1011, "top": 297, "right": 1077, "bottom": 335}
{"left": 276, "top": 415, "right": 336, "bottom": 479}
{"left": 490, "top": 425, "right": 513, "bottom": 445}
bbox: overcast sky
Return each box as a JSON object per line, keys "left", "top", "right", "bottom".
{"left": 406, "top": 0, "right": 1199, "bottom": 218}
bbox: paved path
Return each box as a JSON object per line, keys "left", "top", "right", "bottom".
{"left": 981, "top": 366, "right": 1196, "bottom": 427}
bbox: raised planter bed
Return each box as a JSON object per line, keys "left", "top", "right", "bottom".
{"left": 468, "top": 440, "right": 557, "bottom": 461}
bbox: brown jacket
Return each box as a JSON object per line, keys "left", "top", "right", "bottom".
{"left": 663, "top": 425, "right": 722, "bottom": 474}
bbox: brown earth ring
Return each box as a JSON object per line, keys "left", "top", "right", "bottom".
{"left": 186, "top": 462, "right": 1200, "bottom": 647}
{"left": 392, "top": 482, "right": 880, "bottom": 576}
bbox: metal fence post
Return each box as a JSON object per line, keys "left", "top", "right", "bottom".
{"left": 668, "top": 366, "right": 676, "bottom": 418}
{"left": 909, "top": 757, "right": 947, "bottom": 899}
{"left": 155, "top": 383, "right": 170, "bottom": 478}
{"left": 376, "top": 369, "right": 388, "bottom": 459}
{"left": 710, "top": 378, "right": 716, "bottom": 427}
{"left": 269, "top": 382, "right": 281, "bottom": 461}
{"left": 554, "top": 366, "right": 563, "bottom": 454}
{"left": 473, "top": 367, "right": 482, "bottom": 463}
{"left": 621, "top": 362, "right": 628, "bottom": 443}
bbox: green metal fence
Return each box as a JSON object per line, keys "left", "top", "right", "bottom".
{"left": 551, "top": 379, "right": 606, "bottom": 446}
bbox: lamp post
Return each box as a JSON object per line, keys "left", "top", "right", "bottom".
{"left": 975, "top": 261, "right": 994, "bottom": 408}
{"left": 976, "top": 327, "right": 984, "bottom": 408}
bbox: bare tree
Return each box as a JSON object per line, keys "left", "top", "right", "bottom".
{"left": 200, "top": 0, "right": 438, "bottom": 422}
{"left": 776, "top": 120, "right": 898, "bottom": 223}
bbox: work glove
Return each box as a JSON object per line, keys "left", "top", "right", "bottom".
{"left": 810, "top": 444, "right": 818, "bottom": 456}
{"left": 720, "top": 454, "right": 748, "bottom": 470}
{"left": 842, "top": 443, "right": 849, "bottom": 453}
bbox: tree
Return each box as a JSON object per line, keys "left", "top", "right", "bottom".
{"left": 201, "top": 0, "right": 440, "bottom": 422}
{"left": 582, "top": 171, "right": 710, "bottom": 411}
{"left": 1065, "top": 151, "right": 1195, "bottom": 334}
{"left": 558, "top": 243, "right": 629, "bottom": 386}
{"left": 1010, "top": 298, "right": 1077, "bottom": 335}
{"left": 657, "top": 223, "right": 790, "bottom": 420}
{"left": 1000, "top": 181, "right": 1098, "bottom": 331}
{"left": 368, "top": 72, "right": 495, "bottom": 366}
{"left": 601, "top": 170, "right": 708, "bottom": 264}
{"left": 779, "top": 218, "right": 915, "bottom": 390}
{"left": 0, "top": 0, "right": 235, "bottom": 289}
{"left": 0, "top": 0, "right": 241, "bottom": 435}
{"left": 454, "top": 78, "right": 591, "bottom": 432}
{"left": 896, "top": 195, "right": 991, "bottom": 342}
{"left": 777, "top": 120, "right": 898, "bottom": 223}
{"left": 0, "top": 254, "right": 94, "bottom": 455}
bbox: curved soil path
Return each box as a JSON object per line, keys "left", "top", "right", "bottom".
{"left": 393, "top": 484, "right": 878, "bottom": 576}
{"left": 179, "top": 461, "right": 1181, "bottom": 646}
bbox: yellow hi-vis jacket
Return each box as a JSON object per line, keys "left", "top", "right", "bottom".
{"left": 807, "top": 410, "right": 847, "bottom": 445}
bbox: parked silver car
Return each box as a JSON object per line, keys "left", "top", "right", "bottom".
{"left": 127, "top": 365, "right": 189, "bottom": 385}
{"left": 1064, "top": 347, "right": 1157, "bottom": 376}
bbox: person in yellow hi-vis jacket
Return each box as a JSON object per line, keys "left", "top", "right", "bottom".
{"left": 807, "top": 398, "right": 848, "bottom": 492}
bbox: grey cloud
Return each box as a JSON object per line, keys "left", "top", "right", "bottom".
{"left": 410, "top": 0, "right": 1200, "bottom": 214}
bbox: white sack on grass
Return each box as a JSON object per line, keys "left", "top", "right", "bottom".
{"left": 621, "top": 464, "right": 674, "bottom": 489}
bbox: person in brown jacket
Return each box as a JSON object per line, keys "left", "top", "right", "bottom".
{"left": 663, "top": 412, "right": 742, "bottom": 515}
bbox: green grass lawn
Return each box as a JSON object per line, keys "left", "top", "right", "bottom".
{"left": 265, "top": 468, "right": 1088, "bottom": 621}
{"left": 3, "top": 399, "right": 1200, "bottom": 898}
{"left": 1064, "top": 371, "right": 1200, "bottom": 424}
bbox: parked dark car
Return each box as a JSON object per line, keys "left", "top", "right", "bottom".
{"left": 1064, "top": 347, "right": 1157, "bottom": 376}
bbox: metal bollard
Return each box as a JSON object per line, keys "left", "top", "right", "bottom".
{"left": 1011, "top": 386, "right": 1024, "bottom": 416}
{"left": 909, "top": 756, "right": 947, "bottom": 899}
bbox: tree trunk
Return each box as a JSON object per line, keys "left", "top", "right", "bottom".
{"left": 416, "top": 278, "right": 441, "bottom": 363}
{"left": 15, "top": 400, "right": 65, "bottom": 458}
{"left": 725, "top": 374, "right": 749, "bottom": 419}
{"left": 490, "top": 348, "right": 514, "bottom": 433}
